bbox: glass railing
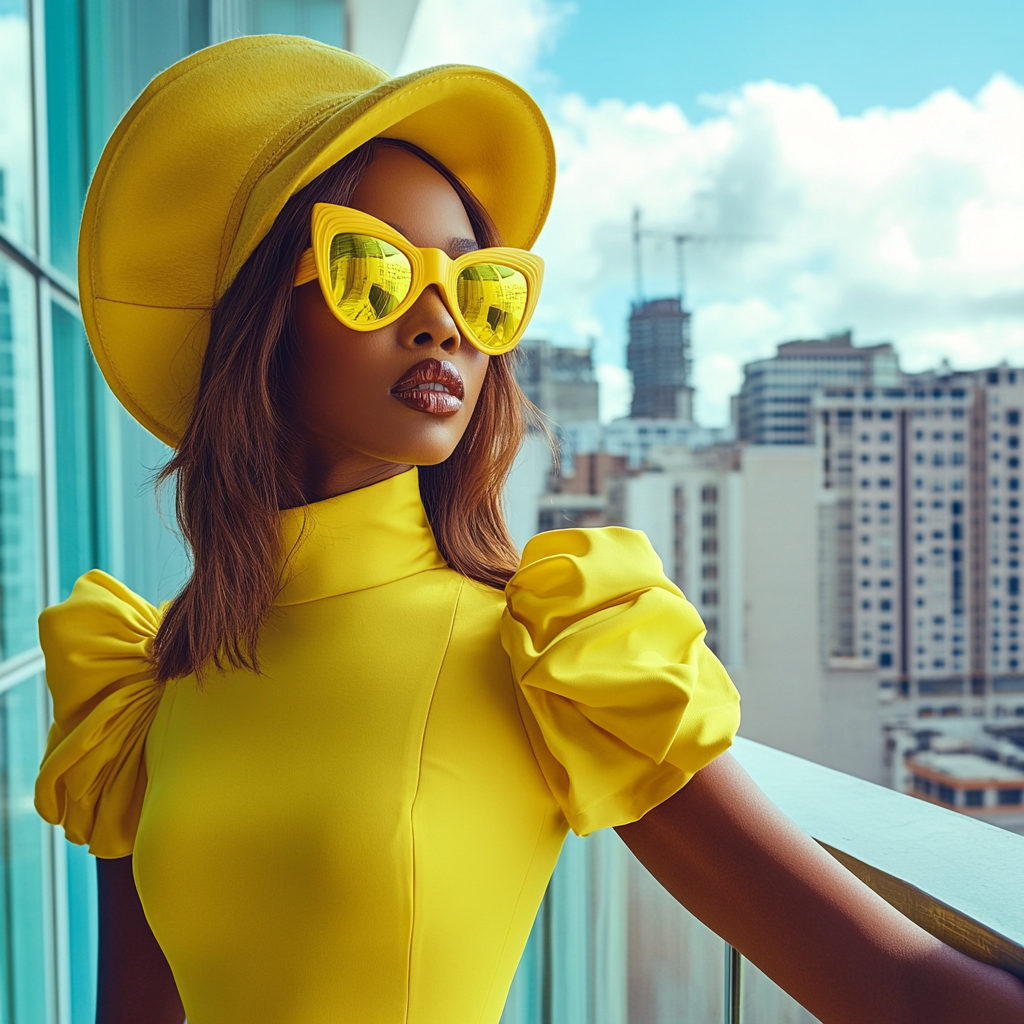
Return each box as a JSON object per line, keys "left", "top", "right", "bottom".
{"left": 502, "top": 736, "right": 1024, "bottom": 1024}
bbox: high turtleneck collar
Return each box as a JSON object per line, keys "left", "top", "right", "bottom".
{"left": 275, "top": 469, "right": 447, "bottom": 606}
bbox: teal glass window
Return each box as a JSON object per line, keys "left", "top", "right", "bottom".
{"left": 0, "top": 255, "right": 42, "bottom": 659}
{"left": 250, "top": 0, "right": 348, "bottom": 47}
{"left": 0, "top": 0, "right": 36, "bottom": 251}
{"left": 0, "top": 675, "right": 51, "bottom": 1023}
{"left": 52, "top": 301, "right": 106, "bottom": 598}
{"left": 44, "top": 0, "right": 89, "bottom": 278}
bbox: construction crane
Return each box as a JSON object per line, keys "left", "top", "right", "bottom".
{"left": 632, "top": 206, "right": 754, "bottom": 308}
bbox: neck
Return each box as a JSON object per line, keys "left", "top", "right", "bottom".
{"left": 284, "top": 442, "right": 412, "bottom": 507}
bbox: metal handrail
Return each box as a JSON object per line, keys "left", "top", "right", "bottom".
{"left": 724, "top": 944, "right": 743, "bottom": 1023}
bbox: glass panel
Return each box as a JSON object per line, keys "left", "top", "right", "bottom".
{"left": 65, "top": 842, "right": 98, "bottom": 1024}
{"left": 501, "top": 831, "right": 724, "bottom": 1024}
{"left": 743, "top": 956, "right": 823, "bottom": 1024}
{"left": 51, "top": 302, "right": 102, "bottom": 599}
{"left": 251, "top": 0, "right": 347, "bottom": 48}
{"left": 0, "top": 0, "right": 35, "bottom": 250}
{"left": 44, "top": 0, "right": 88, "bottom": 278}
{"left": 626, "top": 848, "right": 725, "bottom": 1023}
{"left": 0, "top": 674, "right": 51, "bottom": 1023}
{"left": 0, "top": 255, "right": 42, "bottom": 659}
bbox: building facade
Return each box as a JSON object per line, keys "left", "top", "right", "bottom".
{"left": 627, "top": 297, "right": 694, "bottom": 420}
{"left": 737, "top": 331, "right": 901, "bottom": 445}
{"left": 815, "top": 365, "right": 1023, "bottom": 723}
{"left": 514, "top": 337, "right": 600, "bottom": 427}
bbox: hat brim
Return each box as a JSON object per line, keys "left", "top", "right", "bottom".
{"left": 79, "top": 37, "right": 555, "bottom": 447}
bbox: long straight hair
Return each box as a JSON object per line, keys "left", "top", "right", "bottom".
{"left": 152, "top": 139, "right": 535, "bottom": 684}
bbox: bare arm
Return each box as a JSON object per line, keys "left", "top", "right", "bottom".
{"left": 616, "top": 752, "right": 1024, "bottom": 1024}
{"left": 96, "top": 856, "right": 185, "bottom": 1024}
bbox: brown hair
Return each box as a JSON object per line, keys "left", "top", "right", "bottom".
{"left": 153, "top": 139, "right": 534, "bottom": 683}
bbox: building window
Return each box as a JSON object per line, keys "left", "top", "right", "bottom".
{"left": 998, "top": 788, "right": 1023, "bottom": 806}
{"left": 964, "top": 790, "right": 985, "bottom": 807}
{"left": 937, "top": 784, "right": 956, "bottom": 805}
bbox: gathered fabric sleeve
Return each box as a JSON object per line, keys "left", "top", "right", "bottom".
{"left": 34, "top": 570, "right": 165, "bottom": 858}
{"left": 501, "top": 527, "right": 740, "bottom": 837}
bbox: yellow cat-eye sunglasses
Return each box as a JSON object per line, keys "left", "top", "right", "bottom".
{"left": 293, "top": 204, "right": 544, "bottom": 355}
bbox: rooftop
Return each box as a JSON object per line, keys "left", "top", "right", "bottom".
{"left": 909, "top": 750, "right": 1024, "bottom": 784}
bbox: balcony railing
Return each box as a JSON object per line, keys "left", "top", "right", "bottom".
{"left": 502, "top": 736, "right": 1024, "bottom": 1024}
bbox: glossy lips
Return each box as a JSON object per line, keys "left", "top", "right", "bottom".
{"left": 389, "top": 358, "right": 465, "bottom": 415}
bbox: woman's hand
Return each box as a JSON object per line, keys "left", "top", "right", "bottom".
{"left": 96, "top": 856, "right": 185, "bottom": 1024}
{"left": 616, "top": 752, "right": 1024, "bottom": 1024}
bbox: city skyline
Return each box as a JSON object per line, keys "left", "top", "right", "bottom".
{"left": 400, "top": 0, "right": 1024, "bottom": 428}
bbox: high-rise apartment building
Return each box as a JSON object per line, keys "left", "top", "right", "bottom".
{"left": 738, "top": 331, "right": 901, "bottom": 445}
{"left": 815, "top": 365, "right": 1023, "bottom": 722}
{"left": 627, "top": 298, "right": 694, "bottom": 420}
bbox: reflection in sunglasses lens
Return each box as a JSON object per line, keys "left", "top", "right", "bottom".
{"left": 456, "top": 264, "right": 528, "bottom": 351}
{"left": 329, "top": 233, "right": 413, "bottom": 322}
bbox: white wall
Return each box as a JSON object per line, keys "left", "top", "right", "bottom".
{"left": 503, "top": 432, "right": 553, "bottom": 553}
{"left": 732, "top": 446, "right": 884, "bottom": 784}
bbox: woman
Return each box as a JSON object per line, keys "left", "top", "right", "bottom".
{"left": 34, "top": 36, "right": 1023, "bottom": 1024}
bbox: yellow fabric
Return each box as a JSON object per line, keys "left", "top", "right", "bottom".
{"left": 35, "top": 572, "right": 164, "bottom": 858}
{"left": 80, "top": 36, "right": 555, "bottom": 446}
{"left": 35, "top": 470, "right": 739, "bottom": 1024}
{"left": 502, "top": 527, "right": 741, "bottom": 837}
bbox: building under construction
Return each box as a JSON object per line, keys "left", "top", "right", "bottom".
{"left": 627, "top": 297, "right": 694, "bottom": 420}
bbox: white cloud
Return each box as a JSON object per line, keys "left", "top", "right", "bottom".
{"left": 399, "top": 2, "right": 1024, "bottom": 426}
{"left": 398, "top": 0, "right": 571, "bottom": 84}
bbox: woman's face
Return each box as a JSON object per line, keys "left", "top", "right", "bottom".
{"left": 288, "top": 146, "right": 490, "bottom": 500}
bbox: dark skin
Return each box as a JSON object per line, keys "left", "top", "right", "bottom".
{"left": 98, "top": 148, "right": 1024, "bottom": 1023}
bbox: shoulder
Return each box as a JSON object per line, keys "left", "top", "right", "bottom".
{"left": 35, "top": 570, "right": 166, "bottom": 858}
{"left": 502, "top": 526, "right": 690, "bottom": 656}
{"left": 498, "top": 527, "right": 741, "bottom": 837}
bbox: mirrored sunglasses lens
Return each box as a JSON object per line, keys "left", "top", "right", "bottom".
{"left": 456, "top": 264, "right": 529, "bottom": 350}
{"left": 328, "top": 233, "right": 412, "bottom": 323}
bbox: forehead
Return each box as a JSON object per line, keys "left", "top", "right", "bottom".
{"left": 349, "top": 146, "right": 475, "bottom": 249}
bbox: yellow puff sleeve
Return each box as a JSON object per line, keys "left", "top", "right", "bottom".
{"left": 501, "top": 528, "right": 740, "bottom": 837}
{"left": 34, "top": 570, "right": 165, "bottom": 858}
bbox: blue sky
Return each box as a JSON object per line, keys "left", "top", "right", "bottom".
{"left": 540, "top": 0, "right": 1024, "bottom": 117}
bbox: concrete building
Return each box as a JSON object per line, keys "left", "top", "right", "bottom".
{"left": 627, "top": 298, "right": 694, "bottom": 420}
{"left": 814, "top": 365, "right": 1024, "bottom": 724}
{"left": 515, "top": 338, "right": 600, "bottom": 428}
{"left": 737, "top": 331, "right": 901, "bottom": 445}
{"left": 560, "top": 418, "right": 731, "bottom": 471}
{"left": 890, "top": 722, "right": 1024, "bottom": 835}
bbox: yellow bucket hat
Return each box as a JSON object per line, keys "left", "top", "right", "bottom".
{"left": 79, "top": 35, "right": 555, "bottom": 447}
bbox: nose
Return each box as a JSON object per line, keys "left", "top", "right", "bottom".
{"left": 398, "top": 284, "right": 461, "bottom": 353}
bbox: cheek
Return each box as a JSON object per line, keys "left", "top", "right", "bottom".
{"left": 460, "top": 351, "right": 491, "bottom": 415}
{"left": 290, "top": 289, "right": 392, "bottom": 416}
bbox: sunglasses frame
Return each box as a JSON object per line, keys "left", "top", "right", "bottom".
{"left": 293, "top": 203, "right": 544, "bottom": 354}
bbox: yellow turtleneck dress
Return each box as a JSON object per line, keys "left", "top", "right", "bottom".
{"left": 34, "top": 469, "right": 739, "bottom": 1024}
